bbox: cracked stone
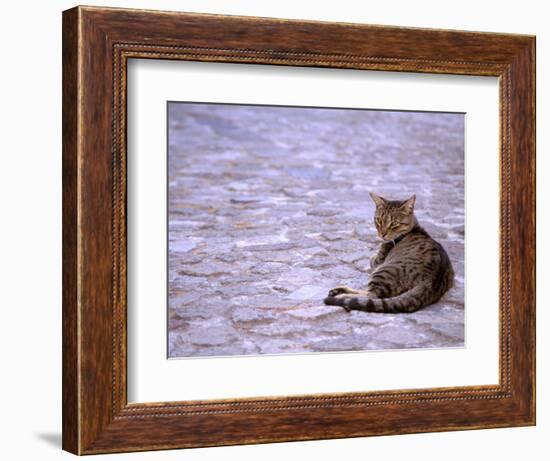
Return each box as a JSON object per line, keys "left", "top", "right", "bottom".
{"left": 287, "top": 285, "right": 327, "bottom": 301}
{"left": 232, "top": 307, "right": 278, "bottom": 323}
{"left": 188, "top": 324, "right": 237, "bottom": 346}
{"left": 287, "top": 305, "right": 343, "bottom": 320}
{"left": 178, "top": 261, "right": 234, "bottom": 277}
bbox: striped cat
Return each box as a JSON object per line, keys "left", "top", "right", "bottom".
{"left": 324, "top": 192, "right": 454, "bottom": 313}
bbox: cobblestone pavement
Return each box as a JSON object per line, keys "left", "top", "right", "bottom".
{"left": 167, "top": 103, "right": 464, "bottom": 358}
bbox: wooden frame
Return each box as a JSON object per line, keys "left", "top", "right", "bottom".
{"left": 62, "top": 5, "right": 535, "bottom": 455}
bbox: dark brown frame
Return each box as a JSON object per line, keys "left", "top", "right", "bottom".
{"left": 62, "top": 5, "right": 536, "bottom": 455}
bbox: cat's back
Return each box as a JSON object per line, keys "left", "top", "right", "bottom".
{"left": 384, "top": 226, "right": 453, "bottom": 277}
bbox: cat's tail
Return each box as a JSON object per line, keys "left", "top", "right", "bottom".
{"left": 324, "top": 284, "right": 428, "bottom": 314}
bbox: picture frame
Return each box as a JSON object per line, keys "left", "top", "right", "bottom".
{"left": 62, "top": 5, "right": 535, "bottom": 455}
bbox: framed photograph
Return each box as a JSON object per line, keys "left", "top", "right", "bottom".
{"left": 62, "top": 5, "right": 535, "bottom": 455}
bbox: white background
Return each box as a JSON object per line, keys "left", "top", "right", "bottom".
{"left": 0, "top": 1, "right": 546, "bottom": 460}
{"left": 128, "top": 61, "right": 499, "bottom": 402}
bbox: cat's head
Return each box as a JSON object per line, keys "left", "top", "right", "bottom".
{"left": 369, "top": 192, "right": 417, "bottom": 241}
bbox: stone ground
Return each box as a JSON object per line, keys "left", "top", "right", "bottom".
{"left": 167, "top": 103, "right": 465, "bottom": 358}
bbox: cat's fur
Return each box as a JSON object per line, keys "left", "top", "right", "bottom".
{"left": 324, "top": 192, "right": 454, "bottom": 313}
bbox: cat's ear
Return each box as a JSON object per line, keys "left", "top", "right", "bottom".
{"left": 369, "top": 192, "right": 387, "bottom": 207}
{"left": 400, "top": 194, "right": 416, "bottom": 214}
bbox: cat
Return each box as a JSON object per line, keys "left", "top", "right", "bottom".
{"left": 324, "top": 192, "right": 454, "bottom": 313}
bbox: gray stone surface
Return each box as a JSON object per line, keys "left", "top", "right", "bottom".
{"left": 167, "top": 103, "right": 465, "bottom": 358}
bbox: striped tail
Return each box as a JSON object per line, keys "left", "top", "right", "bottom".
{"left": 324, "top": 284, "right": 428, "bottom": 313}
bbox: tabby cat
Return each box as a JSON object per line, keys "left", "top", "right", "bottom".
{"left": 324, "top": 192, "right": 454, "bottom": 313}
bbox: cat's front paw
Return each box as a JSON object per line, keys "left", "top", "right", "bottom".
{"left": 369, "top": 255, "right": 381, "bottom": 269}
{"left": 328, "top": 286, "right": 354, "bottom": 297}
